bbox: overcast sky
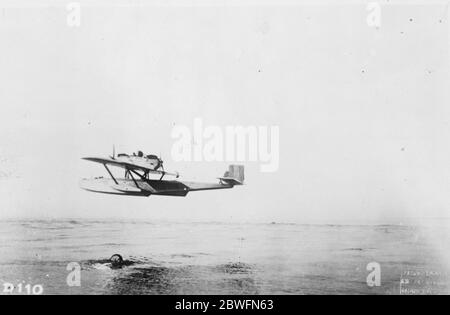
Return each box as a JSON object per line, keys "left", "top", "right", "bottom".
{"left": 0, "top": 0, "right": 449, "bottom": 223}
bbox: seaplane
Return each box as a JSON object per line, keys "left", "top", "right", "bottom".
{"left": 80, "top": 149, "right": 244, "bottom": 197}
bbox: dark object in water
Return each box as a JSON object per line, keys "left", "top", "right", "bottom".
{"left": 110, "top": 254, "right": 124, "bottom": 267}
{"left": 344, "top": 248, "right": 364, "bottom": 251}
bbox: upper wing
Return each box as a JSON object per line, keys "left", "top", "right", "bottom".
{"left": 82, "top": 157, "right": 163, "bottom": 174}
{"left": 82, "top": 157, "right": 179, "bottom": 177}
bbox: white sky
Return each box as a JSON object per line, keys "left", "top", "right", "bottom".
{"left": 0, "top": 0, "right": 449, "bottom": 223}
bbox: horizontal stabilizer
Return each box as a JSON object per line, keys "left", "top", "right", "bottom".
{"left": 219, "top": 165, "right": 244, "bottom": 186}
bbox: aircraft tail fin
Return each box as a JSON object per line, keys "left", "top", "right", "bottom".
{"left": 219, "top": 165, "right": 245, "bottom": 186}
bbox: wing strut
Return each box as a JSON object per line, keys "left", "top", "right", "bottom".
{"left": 128, "top": 170, "right": 140, "bottom": 189}
{"left": 130, "top": 169, "right": 146, "bottom": 181}
{"left": 104, "top": 164, "right": 118, "bottom": 185}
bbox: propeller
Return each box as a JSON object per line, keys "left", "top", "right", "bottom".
{"left": 159, "top": 152, "right": 165, "bottom": 171}
{"left": 110, "top": 145, "right": 116, "bottom": 160}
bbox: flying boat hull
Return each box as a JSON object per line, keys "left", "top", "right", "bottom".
{"left": 80, "top": 177, "right": 235, "bottom": 197}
